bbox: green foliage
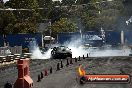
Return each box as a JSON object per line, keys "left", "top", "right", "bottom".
{"left": 38, "top": 0, "right": 52, "bottom": 8}
{"left": 78, "top": 0, "right": 124, "bottom": 31}
{"left": 13, "top": 21, "right": 37, "bottom": 33}
{"left": 50, "top": 18, "right": 77, "bottom": 36}
{"left": 0, "top": 0, "right": 125, "bottom": 35}
{"left": 76, "top": 0, "right": 90, "bottom": 4}
{"left": 48, "top": 7, "right": 70, "bottom": 23}
{"left": 53, "top": 1, "right": 61, "bottom": 6}
{"left": 0, "top": 11, "right": 16, "bottom": 34}
{"left": 38, "top": 0, "right": 54, "bottom": 20}
{"left": 5, "top": 0, "right": 39, "bottom": 9}
{"left": 3, "top": 0, "right": 40, "bottom": 34}
{"left": 5, "top": 0, "right": 39, "bottom": 20}
{"left": 62, "top": 0, "right": 76, "bottom": 5}
{"left": 0, "top": 1, "right": 4, "bottom": 8}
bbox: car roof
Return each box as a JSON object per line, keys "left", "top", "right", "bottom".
{"left": 59, "top": 46, "right": 65, "bottom": 47}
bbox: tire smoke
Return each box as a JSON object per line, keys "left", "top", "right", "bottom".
{"left": 30, "top": 38, "right": 131, "bottom": 59}
{"left": 29, "top": 41, "right": 52, "bottom": 59}
{"left": 64, "top": 38, "right": 131, "bottom": 57}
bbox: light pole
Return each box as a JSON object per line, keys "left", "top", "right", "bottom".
{"left": 49, "top": 19, "right": 52, "bottom": 47}
{"left": 100, "top": 27, "right": 105, "bottom": 45}
{"left": 99, "top": 10, "right": 105, "bottom": 45}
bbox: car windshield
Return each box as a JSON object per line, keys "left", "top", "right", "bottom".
{"left": 59, "top": 46, "right": 66, "bottom": 50}
{"left": 56, "top": 46, "right": 70, "bottom": 51}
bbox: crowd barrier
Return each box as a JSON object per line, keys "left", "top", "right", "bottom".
{"left": 0, "top": 46, "right": 22, "bottom": 56}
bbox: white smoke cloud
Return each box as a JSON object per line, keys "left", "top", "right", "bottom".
{"left": 29, "top": 41, "right": 52, "bottom": 59}
{"left": 64, "top": 38, "right": 89, "bottom": 58}
{"left": 126, "top": 16, "right": 132, "bottom": 25}
{"left": 64, "top": 37, "right": 130, "bottom": 57}
{"left": 89, "top": 35, "right": 102, "bottom": 40}
{"left": 31, "top": 46, "right": 52, "bottom": 59}
{"left": 30, "top": 36, "right": 131, "bottom": 59}
{"left": 3, "top": 0, "right": 9, "bottom": 3}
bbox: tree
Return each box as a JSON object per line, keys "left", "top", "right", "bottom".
{"left": 37, "top": 0, "right": 53, "bottom": 20}
{"left": 62, "top": 0, "right": 76, "bottom": 6}
{"left": 38, "top": 0, "right": 52, "bottom": 8}
{"left": 50, "top": 18, "right": 77, "bottom": 37}
{"left": 5, "top": 0, "right": 39, "bottom": 9}
{"left": 4, "top": 0, "right": 40, "bottom": 33}
{"left": 78, "top": 0, "right": 124, "bottom": 31}
{"left": 0, "top": 0, "right": 4, "bottom": 8}
{"left": 76, "top": 0, "right": 90, "bottom": 4}
{"left": 0, "top": 0, "right": 17, "bottom": 34}
{"left": 48, "top": 7, "right": 70, "bottom": 23}
{"left": 5, "top": 0, "right": 39, "bottom": 20}
{"left": 13, "top": 21, "right": 37, "bottom": 33}
{"left": 53, "top": 1, "right": 61, "bottom": 6}
{"left": 0, "top": 11, "right": 16, "bottom": 34}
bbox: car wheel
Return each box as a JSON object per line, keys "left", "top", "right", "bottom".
{"left": 80, "top": 76, "right": 87, "bottom": 84}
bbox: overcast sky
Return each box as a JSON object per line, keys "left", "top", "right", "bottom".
{"left": 3, "top": 0, "right": 62, "bottom": 3}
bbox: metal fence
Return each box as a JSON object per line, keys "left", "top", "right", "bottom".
{"left": 0, "top": 46, "right": 22, "bottom": 56}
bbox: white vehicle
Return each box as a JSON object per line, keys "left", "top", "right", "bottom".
{"left": 5, "top": 49, "right": 11, "bottom": 55}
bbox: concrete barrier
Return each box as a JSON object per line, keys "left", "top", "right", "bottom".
{"left": 0, "top": 46, "right": 22, "bottom": 56}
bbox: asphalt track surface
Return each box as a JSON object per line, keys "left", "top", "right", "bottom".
{"left": 0, "top": 57, "right": 132, "bottom": 88}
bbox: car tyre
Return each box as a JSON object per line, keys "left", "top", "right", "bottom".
{"left": 80, "top": 76, "right": 87, "bottom": 84}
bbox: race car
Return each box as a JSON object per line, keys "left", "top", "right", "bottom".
{"left": 129, "top": 48, "right": 132, "bottom": 56}
{"left": 51, "top": 46, "right": 72, "bottom": 59}
{"left": 129, "top": 54, "right": 132, "bottom": 56}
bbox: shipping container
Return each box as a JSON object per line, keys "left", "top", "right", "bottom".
{"left": 82, "top": 31, "right": 103, "bottom": 46}
{"left": 57, "top": 31, "right": 122, "bottom": 47}
{"left": 124, "top": 30, "right": 132, "bottom": 45}
{"left": 6, "top": 33, "right": 42, "bottom": 48}
{"left": 0, "top": 30, "right": 131, "bottom": 49}
{"left": 105, "top": 30, "right": 121, "bottom": 46}
{"left": 57, "top": 31, "right": 103, "bottom": 47}
{"left": 57, "top": 32, "right": 81, "bottom": 44}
